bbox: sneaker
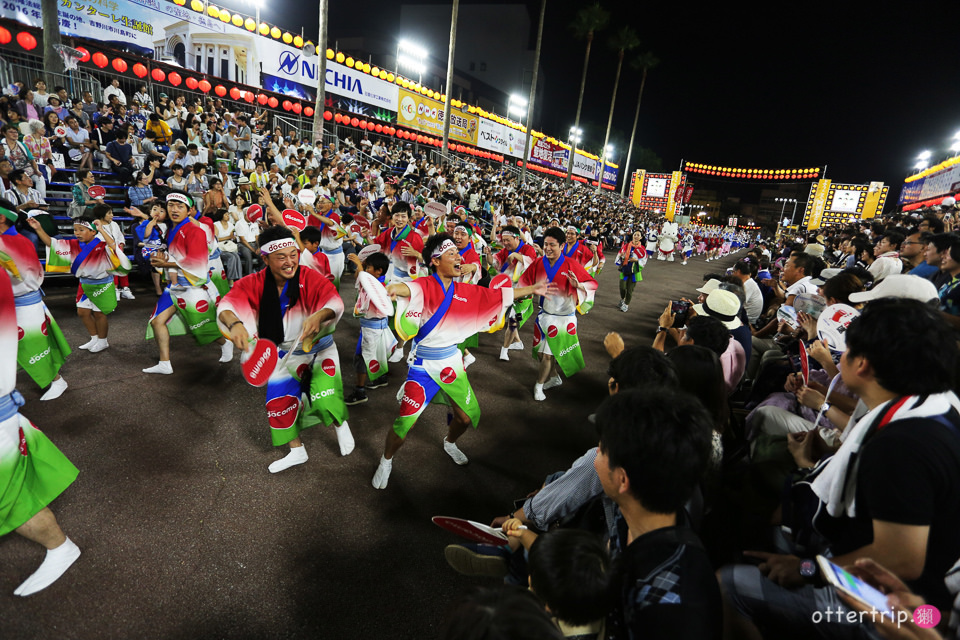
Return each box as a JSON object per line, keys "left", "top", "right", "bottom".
{"left": 120, "top": 287, "right": 135, "bottom": 300}
{"left": 508, "top": 340, "right": 524, "bottom": 351}
{"left": 367, "top": 377, "right": 389, "bottom": 390}
{"left": 444, "top": 544, "right": 509, "bottom": 578}
{"left": 617, "top": 300, "right": 626, "bottom": 311}
{"left": 344, "top": 390, "right": 368, "bottom": 405}
{"left": 621, "top": 304, "right": 629, "bottom": 312}
{"left": 443, "top": 437, "right": 469, "bottom": 465}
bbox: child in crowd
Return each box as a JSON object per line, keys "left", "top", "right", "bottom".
{"left": 344, "top": 250, "right": 394, "bottom": 405}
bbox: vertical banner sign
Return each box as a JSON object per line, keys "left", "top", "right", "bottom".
{"left": 684, "top": 186, "right": 694, "bottom": 204}
{"left": 861, "top": 183, "right": 887, "bottom": 219}
{"left": 397, "top": 88, "right": 479, "bottom": 146}
{"left": 630, "top": 170, "right": 645, "bottom": 205}
{"left": 808, "top": 179, "right": 832, "bottom": 230}
{"left": 665, "top": 171, "right": 684, "bottom": 221}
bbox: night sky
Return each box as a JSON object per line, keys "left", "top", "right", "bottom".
{"left": 252, "top": 0, "right": 960, "bottom": 196}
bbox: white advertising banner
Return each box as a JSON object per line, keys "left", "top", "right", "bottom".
{"left": 477, "top": 119, "right": 524, "bottom": 157}
{"left": 572, "top": 153, "right": 597, "bottom": 179}
{"left": 258, "top": 41, "right": 399, "bottom": 111}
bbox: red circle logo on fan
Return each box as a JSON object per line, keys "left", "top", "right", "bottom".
{"left": 220, "top": 270, "right": 226, "bottom": 280}
{"left": 566, "top": 323, "right": 577, "bottom": 336}
{"left": 321, "top": 358, "right": 337, "bottom": 377}
{"left": 40, "top": 319, "right": 48, "bottom": 336}
{"left": 440, "top": 367, "right": 457, "bottom": 384}
{"left": 195, "top": 300, "right": 209, "bottom": 313}
{"left": 399, "top": 381, "right": 426, "bottom": 417}
{"left": 266, "top": 395, "right": 299, "bottom": 430}
{"left": 369, "top": 360, "right": 381, "bottom": 373}
{"left": 176, "top": 298, "right": 187, "bottom": 310}
{"left": 17, "top": 326, "right": 24, "bottom": 340}
{"left": 547, "top": 325, "right": 558, "bottom": 338}
{"left": 296, "top": 363, "right": 309, "bottom": 379}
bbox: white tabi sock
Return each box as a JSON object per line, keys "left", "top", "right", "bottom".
{"left": 40, "top": 377, "right": 68, "bottom": 401}
{"left": 88, "top": 338, "right": 109, "bottom": 353}
{"left": 533, "top": 383, "right": 545, "bottom": 401}
{"left": 142, "top": 361, "right": 173, "bottom": 375}
{"left": 372, "top": 455, "right": 392, "bottom": 489}
{"left": 499, "top": 347, "right": 510, "bottom": 361}
{"left": 543, "top": 376, "right": 562, "bottom": 390}
{"left": 268, "top": 445, "right": 308, "bottom": 473}
{"left": 219, "top": 341, "right": 234, "bottom": 363}
{"left": 14, "top": 537, "right": 81, "bottom": 597}
{"left": 78, "top": 336, "right": 98, "bottom": 350}
{"left": 443, "top": 437, "right": 468, "bottom": 465}
{"left": 335, "top": 422, "right": 355, "bottom": 456}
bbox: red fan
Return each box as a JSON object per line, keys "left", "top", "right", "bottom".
{"left": 432, "top": 516, "right": 509, "bottom": 545}
{"left": 241, "top": 338, "right": 277, "bottom": 387}
{"left": 88, "top": 185, "right": 106, "bottom": 199}
{"left": 281, "top": 208, "right": 307, "bottom": 231}
{"left": 245, "top": 204, "right": 264, "bottom": 222}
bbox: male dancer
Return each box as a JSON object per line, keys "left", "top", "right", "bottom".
{"left": 681, "top": 230, "right": 695, "bottom": 265}
{"left": 372, "top": 233, "right": 547, "bottom": 489}
{"left": 0, "top": 201, "right": 70, "bottom": 400}
{"left": 561, "top": 226, "right": 596, "bottom": 270}
{"left": 616, "top": 231, "right": 646, "bottom": 313}
{"left": 143, "top": 191, "right": 233, "bottom": 374}
{"left": 520, "top": 227, "right": 597, "bottom": 401}
{"left": 453, "top": 222, "right": 482, "bottom": 368}
{"left": 0, "top": 267, "right": 81, "bottom": 596}
{"left": 217, "top": 225, "right": 353, "bottom": 472}
{"left": 32, "top": 215, "right": 130, "bottom": 355}
{"left": 307, "top": 195, "right": 345, "bottom": 286}
{"left": 485, "top": 225, "right": 538, "bottom": 361}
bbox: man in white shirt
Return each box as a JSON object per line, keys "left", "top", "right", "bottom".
{"left": 732, "top": 259, "right": 764, "bottom": 325}
{"left": 869, "top": 232, "right": 904, "bottom": 281}
{"left": 103, "top": 79, "right": 127, "bottom": 106}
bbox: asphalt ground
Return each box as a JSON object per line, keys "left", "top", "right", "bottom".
{"left": 0, "top": 249, "right": 740, "bottom": 639}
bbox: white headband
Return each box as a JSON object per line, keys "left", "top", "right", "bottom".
{"left": 260, "top": 238, "right": 297, "bottom": 255}
{"left": 166, "top": 192, "right": 193, "bottom": 207}
{"left": 431, "top": 239, "right": 457, "bottom": 259}
{"left": 500, "top": 230, "right": 517, "bottom": 238}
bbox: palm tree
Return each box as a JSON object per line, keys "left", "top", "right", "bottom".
{"left": 597, "top": 25, "right": 639, "bottom": 193}
{"left": 564, "top": 3, "right": 609, "bottom": 185}
{"left": 620, "top": 51, "right": 660, "bottom": 197}
{"left": 520, "top": 0, "right": 547, "bottom": 185}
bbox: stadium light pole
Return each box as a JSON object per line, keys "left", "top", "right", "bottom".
{"left": 41, "top": 0, "right": 64, "bottom": 77}
{"left": 311, "top": 0, "right": 328, "bottom": 144}
{"left": 397, "top": 40, "right": 427, "bottom": 84}
{"left": 520, "top": 0, "right": 546, "bottom": 185}
{"left": 441, "top": 0, "right": 459, "bottom": 156}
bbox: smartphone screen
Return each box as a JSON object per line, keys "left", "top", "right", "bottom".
{"left": 817, "top": 557, "right": 894, "bottom": 620}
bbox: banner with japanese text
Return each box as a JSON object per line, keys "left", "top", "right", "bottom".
{"left": 396, "top": 88, "right": 479, "bottom": 146}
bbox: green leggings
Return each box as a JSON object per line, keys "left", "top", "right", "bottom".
{"left": 619, "top": 278, "right": 637, "bottom": 304}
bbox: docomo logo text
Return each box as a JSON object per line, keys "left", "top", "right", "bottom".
{"left": 189, "top": 318, "right": 211, "bottom": 331}
{"left": 28, "top": 347, "right": 51, "bottom": 365}
{"left": 310, "top": 389, "right": 335, "bottom": 401}
{"left": 248, "top": 345, "right": 274, "bottom": 378}
{"left": 558, "top": 343, "right": 579, "bottom": 358}
{"left": 266, "top": 395, "right": 299, "bottom": 429}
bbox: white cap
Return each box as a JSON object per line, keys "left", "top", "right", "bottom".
{"left": 847, "top": 274, "right": 939, "bottom": 304}
{"left": 693, "top": 289, "right": 743, "bottom": 330}
{"left": 810, "top": 268, "right": 842, "bottom": 287}
{"left": 696, "top": 278, "right": 721, "bottom": 295}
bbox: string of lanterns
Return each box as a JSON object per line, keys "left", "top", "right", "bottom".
{"left": 684, "top": 162, "right": 821, "bottom": 180}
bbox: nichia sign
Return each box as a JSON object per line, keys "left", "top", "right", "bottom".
{"left": 266, "top": 45, "right": 399, "bottom": 111}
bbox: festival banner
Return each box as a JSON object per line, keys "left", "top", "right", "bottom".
{"left": 807, "top": 179, "right": 832, "bottom": 230}
{"left": 665, "top": 171, "right": 684, "bottom": 221}
{"left": 630, "top": 170, "right": 645, "bottom": 206}
{"left": 684, "top": 186, "right": 694, "bottom": 204}
{"left": 862, "top": 183, "right": 888, "bottom": 219}
{"left": 397, "top": 88, "right": 479, "bottom": 146}
{"left": 528, "top": 138, "right": 569, "bottom": 171}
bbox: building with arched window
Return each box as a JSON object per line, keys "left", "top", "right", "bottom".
{"left": 153, "top": 21, "right": 258, "bottom": 85}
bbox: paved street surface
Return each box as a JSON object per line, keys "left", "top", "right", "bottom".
{"left": 1, "top": 251, "right": 738, "bottom": 639}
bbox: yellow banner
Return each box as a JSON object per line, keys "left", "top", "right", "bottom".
{"left": 397, "top": 89, "right": 479, "bottom": 146}
{"left": 861, "top": 183, "right": 886, "bottom": 219}
{"left": 807, "top": 179, "right": 831, "bottom": 230}
{"left": 665, "top": 171, "right": 682, "bottom": 221}
{"left": 631, "top": 170, "right": 645, "bottom": 206}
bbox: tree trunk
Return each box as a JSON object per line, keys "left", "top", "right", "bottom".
{"left": 441, "top": 0, "right": 460, "bottom": 155}
{"left": 311, "top": 0, "right": 329, "bottom": 144}
{"left": 565, "top": 33, "right": 593, "bottom": 185}
{"left": 620, "top": 67, "right": 647, "bottom": 198}
{"left": 520, "top": 0, "right": 546, "bottom": 186}
{"left": 41, "top": 0, "right": 64, "bottom": 78}
{"left": 597, "top": 49, "right": 624, "bottom": 193}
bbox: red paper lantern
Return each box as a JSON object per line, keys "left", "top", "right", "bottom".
{"left": 292, "top": 103, "right": 302, "bottom": 114}
{"left": 244, "top": 91, "right": 254, "bottom": 103}
{"left": 198, "top": 79, "right": 211, "bottom": 93}
{"left": 257, "top": 93, "right": 268, "bottom": 105}
{"left": 282, "top": 100, "right": 292, "bottom": 111}
{"left": 347, "top": 117, "right": 356, "bottom": 127}
{"left": 0, "top": 27, "right": 11, "bottom": 45}
{"left": 92, "top": 52, "right": 109, "bottom": 68}
{"left": 132, "top": 63, "right": 147, "bottom": 78}
{"left": 111, "top": 58, "right": 127, "bottom": 73}
{"left": 323, "top": 111, "right": 333, "bottom": 121}
{"left": 214, "top": 85, "right": 227, "bottom": 97}
{"left": 16, "top": 31, "right": 37, "bottom": 51}
{"left": 168, "top": 72, "right": 182, "bottom": 87}
{"left": 267, "top": 96, "right": 279, "bottom": 108}
{"left": 386, "top": 127, "right": 395, "bottom": 136}
{"left": 185, "top": 77, "right": 199, "bottom": 90}
{"left": 75, "top": 46, "right": 90, "bottom": 62}
{"left": 375, "top": 124, "right": 383, "bottom": 133}
{"left": 303, "top": 106, "right": 314, "bottom": 117}
{"left": 229, "top": 87, "right": 241, "bottom": 100}
{"left": 360, "top": 120, "right": 369, "bottom": 130}
{"left": 334, "top": 113, "right": 343, "bottom": 123}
